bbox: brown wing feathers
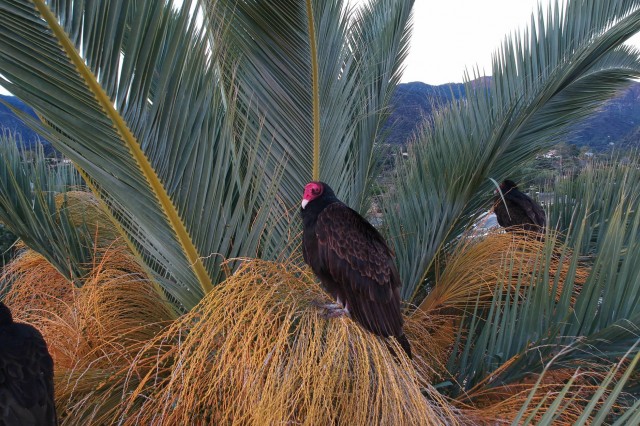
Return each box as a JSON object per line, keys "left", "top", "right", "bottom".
{"left": 494, "top": 181, "right": 546, "bottom": 233}
{"left": 315, "top": 203, "right": 403, "bottom": 337}
{"left": 301, "top": 182, "right": 411, "bottom": 358}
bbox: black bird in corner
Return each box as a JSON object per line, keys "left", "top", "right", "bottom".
{"left": 493, "top": 179, "right": 546, "bottom": 233}
{"left": 0, "top": 302, "right": 57, "bottom": 426}
{"left": 300, "top": 181, "right": 412, "bottom": 359}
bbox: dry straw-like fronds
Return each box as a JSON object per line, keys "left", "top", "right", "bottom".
{"left": 463, "top": 362, "right": 627, "bottom": 425}
{"left": 0, "top": 229, "right": 595, "bottom": 425}
{"left": 2, "top": 248, "right": 74, "bottom": 317}
{"left": 55, "top": 246, "right": 176, "bottom": 424}
{"left": 410, "top": 231, "right": 552, "bottom": 384}
{"left": 405, "top": 307, "right": 459, "bottom": 385}
{"left": 407, "top": 229, "right": 591, "bottom": 413}
{"left": 419, "top": 230, "right": 587, "bottom": 315}
{"left": 55, "top": 190, "right": 123, "bottom": 248}
{"left": 100, "top": 259, "right": 464, "bottom": 426}
{"left": 1, "top": 243, "right": 176, "bottom": 424}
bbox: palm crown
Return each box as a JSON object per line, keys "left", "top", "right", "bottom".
{"left": 1, "top": 0, "right": 640, "bottom": 423}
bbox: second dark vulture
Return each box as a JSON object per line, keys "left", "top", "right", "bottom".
{"left": 0, "top": 301, "right": 57, "bottom": 426}
{"left": 493, "top": 179, "right": 546, "bottom": 233}
{"left": 300, "top": 181, "right": 411, "bottom": 359}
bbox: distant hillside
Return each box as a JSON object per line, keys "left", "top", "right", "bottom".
{"left": 385, "top": 81, "right": 640, "bottom": 151}
{"left": 571, "top": 83, "right": 640, "bottom": 150}
{"left": 2, "top": 81, "right": 640, "bottom": 153}
{"left": 382, "top": 82, "right": 465, "bottom": 145}
{"left": 0, "top": 95, "right": 54, "bottom": 154}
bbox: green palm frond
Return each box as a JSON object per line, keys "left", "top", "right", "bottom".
{"left": 0, "top": 132, "right": 90, "bottom": 281}
{"left": 0, "top": 0, "right": 277, "bottom": 309}
{"left": 547, "top": 155, "right": 640, "bottom": 253}
{"left": 513, "top": 345, "right": 640, "bottom": 425}
{"left": 385, "top": 0, "right": 640, "bottom": 300}
{"left": 341, "top": 0, "right": 413, "bottom": 211}
{"left": 209, "top": 0, "right": 413, "bottom": 211}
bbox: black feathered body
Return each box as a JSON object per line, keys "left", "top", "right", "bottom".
{"left": 494, "top": 184, "right": 545, "bottom": 233}
{"left": 0, "top": 302, "right": 57, "bottom": 426}
{"left": 301, "top": 189, "right": 410, "bottom": 358}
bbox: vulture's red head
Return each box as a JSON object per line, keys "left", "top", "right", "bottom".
{"left": 301, "top": 181, "right": 324, "bottom": 209}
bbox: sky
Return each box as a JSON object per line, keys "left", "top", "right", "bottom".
{"left": 393, "top": 0, "right": 640, "bottom": 84}
{"left": 2, "top": 1, "right": 640, "bottom": 95}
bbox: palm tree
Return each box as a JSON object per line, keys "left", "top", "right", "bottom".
{"left": 1, "top": 0, "right": 640, "bottom": 423}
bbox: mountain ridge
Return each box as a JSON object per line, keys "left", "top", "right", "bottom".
{"left": 2, "top": 81, "right": 640, "bottom": 152}
{"left": 384, "top": 80, "right": 640, "bottom": 150}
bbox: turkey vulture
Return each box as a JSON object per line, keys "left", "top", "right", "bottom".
{"left": 493, "top": 180, "right": 546, "bottom": 233}
{"left": 0, "top": 302, "right": 57, "bottom": 426}
{"left": 300, "top": 181, "right": 411, "bottom": 358}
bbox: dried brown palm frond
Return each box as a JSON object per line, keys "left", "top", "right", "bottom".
{"left": 55, "top": 249, "right": 176, "bottom": 424}
{"left": 404, "top": 307, "right": 458, "bottom": 385}
{"left": 462, "top": 360, "right": 630, "bottom": 425}
{"left": 419, "top": 230, "right": 588, "bottom": 316}
{"left": 406, "top": 230, "right": 591, "bottom": 398}
{"left": 96, "top": 259, "right": 464, "bottom": 426}
{"left": 54, "top": 191, "right": 107, "bottom": 228}
{"left": 1, "top": 244, "right": 621, "bottom": 425}
{"left": 1, "top": 243, "right": 175, "bottom": 423}
{"left": 53, "top": 190, "right": 124, "bottom": 250}
{"left": 2, "top": 248, "right": 74, "bottom": 316}
{"left": 3, "top": 244, "right": 171, "bottom": 357}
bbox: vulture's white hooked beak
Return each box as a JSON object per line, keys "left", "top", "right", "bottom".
{"left": 301, "top": 199, "right": 309, "bottom": 209}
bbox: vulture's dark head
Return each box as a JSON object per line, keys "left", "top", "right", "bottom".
{"left": 0, "top": 301, "right": 13, "bottom": 326}
{"left": 501, "top": 179, "right": 518, "bottom": 191}
{"left": 301, "top": 181, "right": 337, "bottom": 210}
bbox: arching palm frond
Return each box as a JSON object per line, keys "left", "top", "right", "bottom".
{"left": 208, "top": 0, "right": 413, "bottom": 211}
{"left": 0, "top": 1, "right": 276, "bottom": 309}
{"left": 444, "top": 157, "right": 640, "bottom": 411}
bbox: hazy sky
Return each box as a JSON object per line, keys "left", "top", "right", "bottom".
{"left": 391, "top": 0, "right": 640, "bottom": 84}
{"left": 2, "top": 1, "right": 640, "bottom": 95}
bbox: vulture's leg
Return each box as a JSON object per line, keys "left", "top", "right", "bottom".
{"left": 311, "top": 298, "right": 350, "bottom": 318}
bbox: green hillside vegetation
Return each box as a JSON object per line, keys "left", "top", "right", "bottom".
{"left": 1, "top": 0, "right": 640, "bottom": 424}
{"left": 385, "top": 81, "right": 640, "bottom": 150}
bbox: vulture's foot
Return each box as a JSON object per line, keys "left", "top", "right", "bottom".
{"left": 322, "top": 306, "right": 349, "bottom": 318}
{"left": 311, "top": 301, "right": 350, "bottom": 318}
